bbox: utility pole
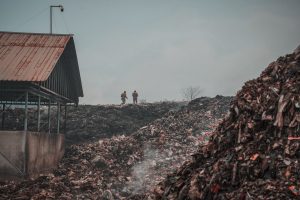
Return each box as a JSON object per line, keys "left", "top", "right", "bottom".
{"left": 50, "top": 5, "right": 64, "bottom": 34}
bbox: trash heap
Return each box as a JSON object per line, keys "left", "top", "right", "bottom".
{"left": 0, "top": 135, "right": 142, "bottom": 200}
{"left": 0, "top": 96, "right": 232, "bottom": 199}
{"left": 65, "top": 102, "right": 182, "bottom": 143}
{"left": 127, "top": 96, "right": 232, "bottom": 198}
{"left": 155, "top": 47, "right": 300, "bottom": 199}
{"left": 1, "top": 102, "right": 180, "bottom": 144}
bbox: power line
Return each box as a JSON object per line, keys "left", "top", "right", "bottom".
{"left": 7, "top": 7, "right": 48, "bottom": 31}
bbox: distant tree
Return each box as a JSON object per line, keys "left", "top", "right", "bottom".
{"left": 181, "top": 86, "right": 202, "bottom": 101}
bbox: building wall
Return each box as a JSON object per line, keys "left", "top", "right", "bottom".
{"left": 40, "top": 38, "right": 82, "bottom": 104}
{"left": 0, "top": 131, "right": 25, "bottom": 179}
{"left": 0, "top": 131, "right": 64, "bottom": 180}
{"left": 26, "top": 132, "right": 64, "bottom": 176}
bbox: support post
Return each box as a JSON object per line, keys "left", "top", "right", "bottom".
{"left": 24, "top": 92, "right": 28, "bottom": 131}
{"left": 64, "top": 105, "right": 67, "bottom": 134}
{"left": 57, "top": 102, "right": 60, "bottom": 134}
{"left": 50, "top": 5, "right": 64, "bottom": 34}
{"left": 1, "top": 104, "right": 5, "bottom": 129}
{"left": 37, "top": 95, "right": 41, "bottom": 132}
{"left": 48, "top": 100, "right": 51, "bottom": 134}
{"left": 50, "top": 6, "right": 52, "bottom": 34}
{"left": 23, "top": 92, "right": 28, "bottom": 176}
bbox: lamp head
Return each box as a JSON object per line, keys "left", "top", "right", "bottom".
{"left": 59, "top": 5, "right": 64, "bottom": 12}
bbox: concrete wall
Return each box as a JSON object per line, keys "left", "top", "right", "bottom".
{"left": 0, "top": 131, "right": 64, "bottom": 180}
{"left": 0, "top": 131, "right": 25, "bottom": 179}
{"left": 26, "top": 132, "right": 64, "bottom": 176}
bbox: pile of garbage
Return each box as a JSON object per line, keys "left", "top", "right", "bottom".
{"left": 65, "top": 102, "right": 183, "bottom": 143}
{"left": 0, "top": 96, "right": 232, "bottom": 199}
{"left": 155, "top": 47, "right": 300, "bottom": 199}
{"left": 127, "top": 95, "right": 232, "bottom": 198}
{"left": 1, "top": 102, "right": 181, "bottom": 143}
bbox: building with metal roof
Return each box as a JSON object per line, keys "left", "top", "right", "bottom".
{"left": 0, "top": 31, "right": 83, "bottom": 105}
{"left": 0, "top": 32, "right": 84, "bottom": 179}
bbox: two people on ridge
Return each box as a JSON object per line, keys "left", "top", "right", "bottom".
{"left": 121, "top": 90, "right": 138, "bottom": 104}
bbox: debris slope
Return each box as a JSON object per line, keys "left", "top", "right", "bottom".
{"left": 0, "top": 96, "right": 232, "bottom": 199}
{"left": 2, "top": 102, "right": 180, "bottom": 144}
{"left": 155, "top": 47, "right": 300, "bottom": 199}
{"left": 65, "top": 103, "right": 181, "bottom": 143}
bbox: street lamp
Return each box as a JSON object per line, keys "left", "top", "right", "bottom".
{"left": 50, "top": 5, "right": 64, "bottom": 34}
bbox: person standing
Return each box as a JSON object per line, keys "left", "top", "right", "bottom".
{"left": 121, "top": 91, "right": 127, "bottom": 104}
{"left": 132, "top": 90, "right": 138, "bottom": 104}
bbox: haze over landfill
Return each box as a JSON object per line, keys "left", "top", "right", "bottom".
{"left": 1, "top": 0, "right": 300, "bottom": 104}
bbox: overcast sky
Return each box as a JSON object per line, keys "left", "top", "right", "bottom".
{"left": 0, "top": 0, "right": 300, "bottom": 104}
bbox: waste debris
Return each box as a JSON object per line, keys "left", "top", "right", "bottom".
{"left": 65, "top": 102, "right": 183, "bottom": 143}
{"left": 127, "top": 96, "right": 232, "bottom": 198}
{"left": 0, "top": 96, "right": 232, "bottom": 199}
{"left": 1, "top": 102, "right": 181, "bottom": 144}
{"left": 155, "top": 47, "right": 300, "bottom": 200}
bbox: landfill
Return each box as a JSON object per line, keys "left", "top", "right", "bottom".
{"left": 65, "top": 102, "right": 182, "bottom": 143}
{"left": 2, "top": 102, "right": 180, "bottom": 143}
{"left": 154, "top": 47, "right": 300, "bottom": 199}
{"left": 1, "top": 46, "right": 299, "bottom": 199}
{"left": 0, "top": 96, "right": 232, "bottom": 199}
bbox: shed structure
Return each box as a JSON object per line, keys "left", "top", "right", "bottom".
{"left": 0, "top": 32, "right": 83, "bottom": 179}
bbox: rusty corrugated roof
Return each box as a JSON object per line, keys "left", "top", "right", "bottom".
{"left": 0, "top": 32, "right": 71, "bottom": 81}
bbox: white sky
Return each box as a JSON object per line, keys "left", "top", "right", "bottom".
{"left": 1, "top": 0, "right": 300, "bottom": 104}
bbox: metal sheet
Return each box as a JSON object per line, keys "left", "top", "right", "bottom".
{"left": 0, "top": 32, "right": 70, "bottom": 81}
